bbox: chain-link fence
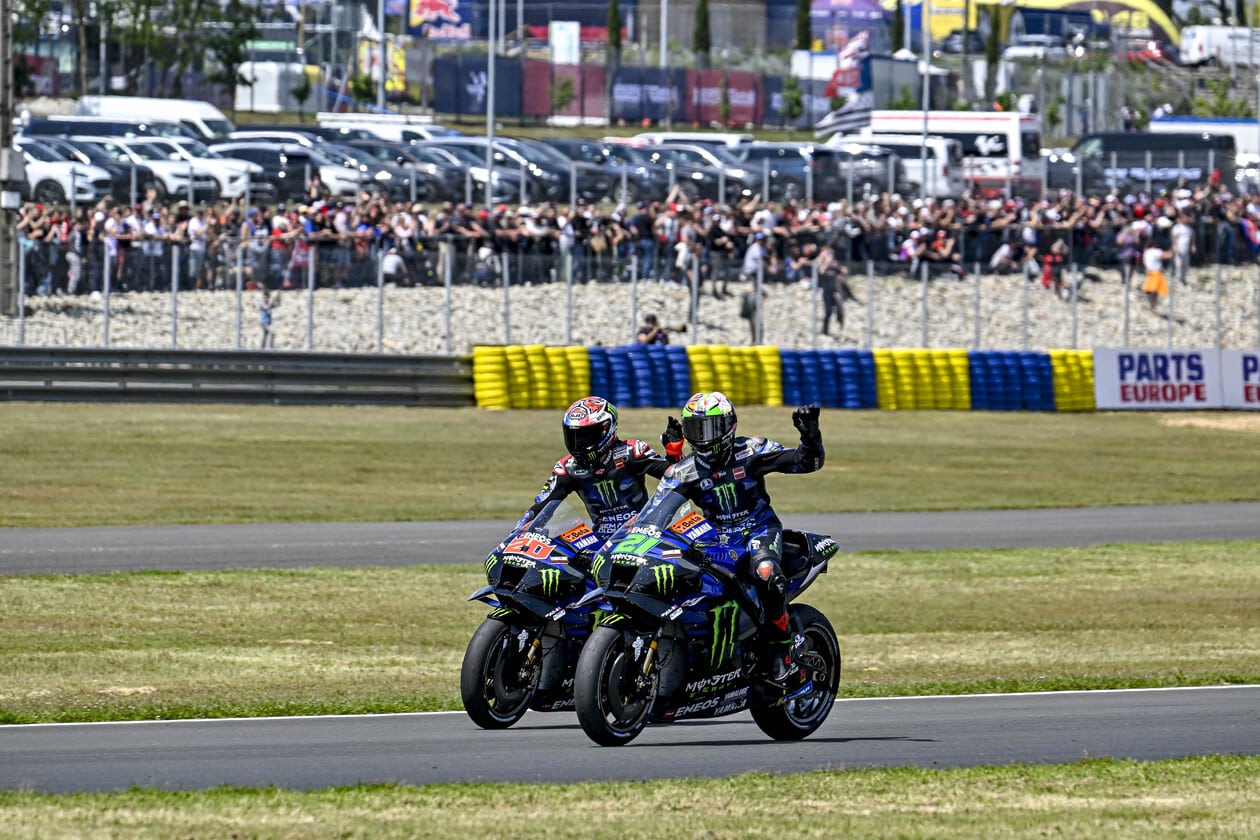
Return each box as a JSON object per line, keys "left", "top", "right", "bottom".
{"left": 4, "top": 224, "right": 1260, "bottom": 354}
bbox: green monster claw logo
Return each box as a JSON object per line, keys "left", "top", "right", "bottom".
{"left": 653, "top": 563, "right": 676, "bottom": 595}
{"left": 538, "top": 568, "right": 561, "bottom": 597}
{"left": 589, "top": 553, "right": 606, "bottom": 580}
{"left": 490, "top": 607, "right": 513, "bottom": 619}
{"left": 709, "top": 600, "right": 740, "bottom": 668}
{"left": 484, "top": 554, "right": 498, "bottom": 576}
{"left": 599, "top": 613, "right": 628, "bottom": 627}
{"left": 593, "top": 479, "right": 619, "bottom": 507}
{"left": 713, "top": 482, "right": 738, "bottom": 514}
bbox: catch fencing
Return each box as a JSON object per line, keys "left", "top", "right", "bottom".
{"left": 6, "top": 225, "right": 1260, "bottom": 354}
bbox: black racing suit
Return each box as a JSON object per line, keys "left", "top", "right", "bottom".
{"left": 517, "top": 439, "right": 672, "bottom": 543}
{"left": 647, "top": 430, "right": 824, "bottom": 646}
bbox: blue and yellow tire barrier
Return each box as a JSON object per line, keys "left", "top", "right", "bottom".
{"left": 472, "top": 344, "right": 1098, "bottom": 412}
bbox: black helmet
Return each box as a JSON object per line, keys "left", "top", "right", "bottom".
{"left": 562, "top": 397, "right": 619, "bottom": 466}
{"left": 680, "top": 391, "right": 737, "bottom": 466}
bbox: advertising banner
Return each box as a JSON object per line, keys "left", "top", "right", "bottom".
{"left": 1093, "top": 348, "right": 1224, "bottom": 410}
{"left": 610, "top": 67, "right": 685, "bottom": 124}
{"left": 681, "top": 70, "right": 762, "bottom": 126}
{"left": 1221, "top": 350, "right": 1260, "bottom": 409}
{"left": 432, "top": 55, "right": 523, "bottom": 117}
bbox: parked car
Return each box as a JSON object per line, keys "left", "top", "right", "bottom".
{"left": 437, "top": 136, "right": 610, "bottom": 204}
{"left": 1119, "top": 38, "right": 1177, "bottom": 64}
{"left": 31, "top": 136, "right": 158, "bottom": 204}
{"left": 318, "top": 141, "right": 417, "bottom": 201}
{"left": 131, "top": 136, "right": 265, "bottom": 201}
{"left": 725, "top": 141, "right": 823, "bottom": 202}
{"left": 409, "top": 141, "right": 529, "bottom": 205}
{"left": 342, "top": 139, "right": 459, "bottom": 204}
{"left": 207, "top": 141, "right": 363, "bottom": 200}
{"left": 607, "top": 142, "right": 724, "bottom": 203}
{"left": 939, "top": 29, "right": 985, "bottom": 54}
{"left": 13, "top": 139, "right": 113, "bottom": 205}
{"left": 71, "top": 136, "right": 220, "bottom": 203}
{"left": 652, "top": 143, "right": 761, "bottom": 201}
{"left": 1002, "top": 34, "right": 1068, "bottom": 61}
{"left": 538, "top": 137, "right": 673, "bottom": 204}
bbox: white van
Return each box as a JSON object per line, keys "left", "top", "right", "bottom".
{"left": 75, "top": 96, "right": 234, "bottom": 141}
{"left": 1179, "top": 26, "right": 1260, "bottom": 68}
{"left": 867, "top": 110, "right": 1045, "bottom": 198}
{"left": 827, "top": 132, "right": 965, "bottom": 198}
{"left": 631, "top": 131, "right": 754, "bottom": 148}
{"left": 316, "top": 112, "right": 461, "bottom": 143}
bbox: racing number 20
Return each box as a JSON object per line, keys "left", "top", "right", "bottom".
{"left": 504, "top": 535, "right": 555, "bottom": 560}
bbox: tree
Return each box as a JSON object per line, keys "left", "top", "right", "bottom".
{"left": 796, "top": 0, "right": 812, "bottom": 51}
{"left": 348, "top": 73, "right": 376, "bottom": 109}
{"left": 1192, "top": 78, "right": 1257, "bottom": 118}
{"left": 694, "top": 0, "right": 711, "bottom": 68}
{"left": 606, "top": 0, "right": 621, "bottom": 65}
{"left": 291, "top": 71, "right": 313, "bottom": 123}
{"left": 984, "top": 9, "right": 1003, "bottom": 106}
{"left": 891, "top": 0, "right": 905, "bottom": 53}
{"left": 888, "top": 85, "right": 916, "bottom": 110}
{"left": 550, "top": 75, "right": 576, "bottom": 114}
{"left": 202, "top": 0, "right": 260, "bottom": 101}
{"left": 781, "top": 75, "right": 805, "bottom": 132}
{"left": 718, "top": 72, "right": 731, "bottom": 125}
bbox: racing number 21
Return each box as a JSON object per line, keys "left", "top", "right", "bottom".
{"left": 612, "top": 533, "right": 661, "bottom": 556}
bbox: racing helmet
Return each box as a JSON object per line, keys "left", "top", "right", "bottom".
{"left": 680, "top": 391, "right": 737, "bottom": 466}
{"left": 562, "top": 397, "right": 619, "bottom": 466}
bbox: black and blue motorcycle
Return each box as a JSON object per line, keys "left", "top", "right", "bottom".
{"left": 571, "top": 493, "right": 842, "bottom": 746}
{"left": 461, "top": 498, "right": 603, "bottom": 729}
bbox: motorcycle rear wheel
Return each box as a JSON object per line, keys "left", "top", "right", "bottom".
{"left": 574, "top": 626, "right": 658, "bottom": 746}
{"left": 750, "top": 603, "right": 841, "bottom": 741}
{"left": 460, "top": 618, "right": 540, "bottom": 729}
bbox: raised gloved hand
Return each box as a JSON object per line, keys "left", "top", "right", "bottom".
{"left": 662, "top": 415, "right": 685, "bottom": 462}
{"left": 792, "top": 404, "right": 821, "bottom": 441}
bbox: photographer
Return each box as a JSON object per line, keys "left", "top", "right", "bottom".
{"left": 636, "top": 313, "right": 685, "bottom": 345}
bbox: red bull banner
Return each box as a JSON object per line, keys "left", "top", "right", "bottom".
{"left": 1094, "top": 348, "right": 1238, "bottom": 410}
{"left": 409, "top": 0, "right": 471, "bottom": 40}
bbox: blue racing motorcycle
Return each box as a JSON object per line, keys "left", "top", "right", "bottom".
{"left": 461, "top": 498, "right": 603, "bottom": 729}
{"left": 571, "top": 492, "right": 842, "bottom": 746}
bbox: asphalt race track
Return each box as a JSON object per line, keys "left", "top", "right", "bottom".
{"left": 2, "top": 503, "right": 1258, "bottom": 793}
{"left": 3, "top": 687, "right": 1258, "bottom": 793}
{"left": 3, "top": 502, "right": 1260, "bottom": 576}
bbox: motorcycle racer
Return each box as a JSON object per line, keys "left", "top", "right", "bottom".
{"left": 649, "top": 391, "right": 824, "bottom": 687}
{"left": 517, "top": 397, "right": 683, "bottom": 552}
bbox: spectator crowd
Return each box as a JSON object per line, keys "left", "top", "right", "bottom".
{"left": 13, "top": 179, "right": 1260, "bottom": 309}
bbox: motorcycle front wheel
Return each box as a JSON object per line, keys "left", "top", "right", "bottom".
{"left": 460, "top": 618, "right": 540, "bottom": 729}
{"left": 574, "top": 625, "right": 658, "bottom": 746}
{"left": 750, "top": 603, "right": 841, "bottom": 741}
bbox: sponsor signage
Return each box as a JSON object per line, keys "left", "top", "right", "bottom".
{"left": 1222, "top": 350, "right": 1260, "bottom": 409}
{"left": 1094, "top": 348, "right": 1220, "bottom": 410}
{"left": 1094, "top": 348, "right": 1260, "bottom": 410}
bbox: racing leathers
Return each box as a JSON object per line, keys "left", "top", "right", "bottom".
{"left": 649, "top": 412, "right": 824, "bottom": 668}
{"left": 517, "top": 438, "right": 672, "bottom": 547}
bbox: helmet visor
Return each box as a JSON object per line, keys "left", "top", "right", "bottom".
{"left": 681, "top": 413, "right": 733, "bottom": 448}
{"left": 564, "top": 423, "right": 608, "bottom": 458}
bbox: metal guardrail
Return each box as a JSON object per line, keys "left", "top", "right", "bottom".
{"left": 0, "top": 348, "right": 476, "bottom": 406}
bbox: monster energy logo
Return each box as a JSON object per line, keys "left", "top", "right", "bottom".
{"left": 484, "top": 554, "right": 498, "bottom": 575}
{"left": 599, "top": 612, "right": 628, "bottom": 627}
{"left": 653, "top": 563, "right": 676, "bottom": 595}
{"left": 713, "top": 482, "right": 738, "bottom": 514}
{"left": 709, "top": 600, "right": 740, "bottom": 668}
{"left": 538, "top": 568, "right": 561, "bottom": 597}
{"left": 490, "top": 607, "right": 513, "bottom": 619}
{"left": 589, "top": 553, "right": 606, "bottom": 580}
{"left": 593, "top": 479, "right": 619, "bottom": 507}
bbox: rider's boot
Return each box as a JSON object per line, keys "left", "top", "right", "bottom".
{"left": 765, "top": 631, "right": 807, "bottom": 687}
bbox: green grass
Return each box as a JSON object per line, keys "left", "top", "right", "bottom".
{"left": 2, "top": 405, "right": 1258, "bottom": 528}
{"left": 2, "top": 757, "right": 1258, "bottom": 838}
{"left": 2, "top": 540, "right": 1256, "bottom": 723}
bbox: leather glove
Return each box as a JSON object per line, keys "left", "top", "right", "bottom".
{"left": 662, "top": 415, "right": 685, "bottom": 462}
{"left": 792, "top": 404, "right": 821, "bottom": 441}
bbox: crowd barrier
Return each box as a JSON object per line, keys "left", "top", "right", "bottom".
{"left": 472, "top": 344, "right": 1099, "bottom": 413}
